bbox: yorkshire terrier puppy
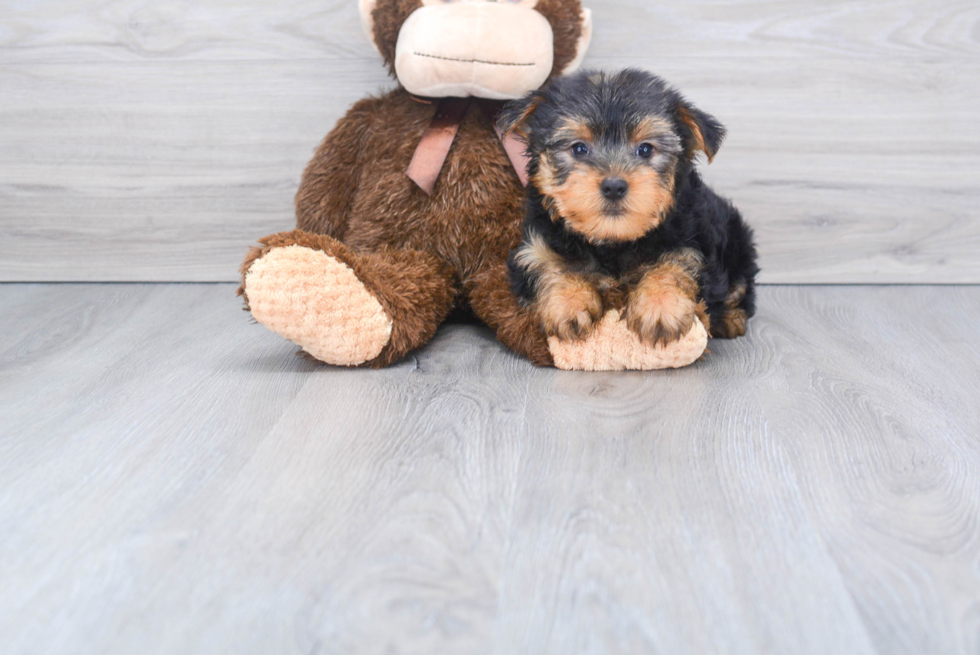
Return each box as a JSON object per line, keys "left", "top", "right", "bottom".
{"left": 499, "top": 69, "right": 758, "bottom": 346}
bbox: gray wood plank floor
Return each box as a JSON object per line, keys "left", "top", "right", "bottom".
{"left": 2, "top": 0, "right": 978, "bottom": 283}
{"left": 1, "top": 284, "right": 978, "bottom": 655}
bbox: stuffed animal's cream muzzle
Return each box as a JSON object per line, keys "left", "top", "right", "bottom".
{"left": 394, "top": 3, "right": 555, "bottom": 101}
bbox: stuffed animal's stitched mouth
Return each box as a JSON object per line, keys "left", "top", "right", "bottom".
{"left": 413, "top": 52, "right": 536, "bottom": 67}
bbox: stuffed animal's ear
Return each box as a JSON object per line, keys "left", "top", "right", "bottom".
{"left": 676, "top": 102, "right": 726, "bottom": 163}
{"left": 560, "top": 8, "right": 593, "bottom": 75}
{"left": 359, "top": 0, "right": 381, "bottom": 54}
{"left": 497, "top": 91, "right": 544, "bottom": 139}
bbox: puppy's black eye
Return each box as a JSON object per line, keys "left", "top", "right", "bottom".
{"left": 571, "top": 142, "right": 590, "bottom": 158}
{"left": 637, "top": 143, "right": 655, "bottom": 159}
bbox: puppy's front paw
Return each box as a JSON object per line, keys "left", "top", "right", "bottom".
{"left": 538, "top": 278, "right": 603, "bottom": 341}
{"left": 626, "top": 283, "right": 698, "bottom": 347}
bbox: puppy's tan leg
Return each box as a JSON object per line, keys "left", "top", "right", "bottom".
{"left": 713, "top": 281, "right": 749, "bottom": 339}
{"left": 511, "top": 233, "right": 603, "bottom": 341}
{"left": 537, "top": 273, "right": 603, "bottom": 341}
{"left": 625, "top": 249, "right": 704, "bottom": 346}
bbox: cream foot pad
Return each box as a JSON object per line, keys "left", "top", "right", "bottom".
{"left": 245, "top": 246, "right": 393, "bottom": 366}
{"left": 548, "top": 310, "right": 708, "bottom": 371}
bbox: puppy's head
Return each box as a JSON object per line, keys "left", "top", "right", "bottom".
{"left": 499, "top": 69, "right": 725, "bottom": 244}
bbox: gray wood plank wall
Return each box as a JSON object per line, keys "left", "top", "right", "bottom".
{"left": 1, "top": 1, "right": 977, "bottom": 283}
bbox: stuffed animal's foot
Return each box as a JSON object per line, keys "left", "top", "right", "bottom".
{"left": 548, "top": 310, "right": 708, "bottom": 371}
{"left": 243, "top": 243, "right": 393, "bottom": 366}
{"left": 240, "top": 231, "right": 459, "bottom": 367}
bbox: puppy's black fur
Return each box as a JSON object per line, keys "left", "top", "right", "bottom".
{"left": 499, "top": 69, "right": 759, "bottom": 341}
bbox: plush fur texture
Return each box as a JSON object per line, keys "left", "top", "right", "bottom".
{"left": 504, "top": 69, "right": 759, "bottom": 344}
{"left": 535, "top": 0, "right": 587, "bottom": 79}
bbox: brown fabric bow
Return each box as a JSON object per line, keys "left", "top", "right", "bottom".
{"left": 407, "top": 98, "right": 530, "bottom": 196}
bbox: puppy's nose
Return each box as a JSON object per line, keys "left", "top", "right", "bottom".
{"left": 600, "top": 177, "right": 629, "bottom": 201}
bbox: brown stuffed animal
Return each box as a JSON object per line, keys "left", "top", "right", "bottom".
{"left": 238, "top": 0, "right": 707, "bottom": 370}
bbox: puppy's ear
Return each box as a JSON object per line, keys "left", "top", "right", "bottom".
{"left": 497, "top": 91, "right": 544, "bottom": 139}
{"left": 676, "top": 102, "right": 726, "bottom": 163}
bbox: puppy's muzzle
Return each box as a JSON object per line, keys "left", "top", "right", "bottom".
{"left": 600, "top": 177, "right": 629, "bottom": 201}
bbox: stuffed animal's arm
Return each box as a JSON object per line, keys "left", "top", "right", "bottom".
{"left": 294, "top": 97, "right": 380, "bottom": 238}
